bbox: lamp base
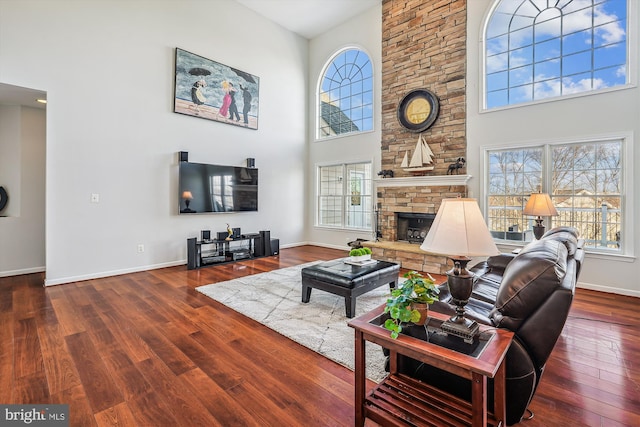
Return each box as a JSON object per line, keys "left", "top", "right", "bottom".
{"left": 532, "top": 225, "right": 545, "bottom": 240}
{"left": 443, "top": 257, "right": 480, "bottom": 344}
{"left": 441, "top": 317, "right": 480, "bottom": 344}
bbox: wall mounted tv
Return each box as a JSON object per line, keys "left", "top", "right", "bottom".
{"left": 179, "top": 162, "right": 258, "bottom": 214}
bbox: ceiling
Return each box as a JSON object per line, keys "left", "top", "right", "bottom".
{"left": 235, "top": 0, "right": 381, "bottom": 39}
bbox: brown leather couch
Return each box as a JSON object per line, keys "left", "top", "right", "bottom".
{"left": 395, "top": 227, "right": 584, "bottom": 425}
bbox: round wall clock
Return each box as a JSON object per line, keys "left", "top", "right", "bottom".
{"left": 397, "top": 89, "right": 440, "bottom": 133}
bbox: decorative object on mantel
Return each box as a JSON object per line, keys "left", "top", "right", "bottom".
{"left": 0, "top": 186, "right": 8, "bottom": 213}
{"left": 397, "top": 88, "right": 439, "bottom": 133}
{"left": 420, "top": 198, "right": 500, "bottom": 343}
{"left": 446, "top": 157, "right": 466, "bottom": 175}
{"left": 400, "top": 133, "right": 435, "bottom": 172}
{"left": 523, "top": 191, "right": 558, "bottom": 239}
{"left": 377, "top": 169, "right": 394, "bottom": 178}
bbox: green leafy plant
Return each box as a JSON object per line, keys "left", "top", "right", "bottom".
{"left": 348, "top": 247, "right": 372, "bottom": 257}
{"left": 383, "top": 271, "right": 439, "bottom": 339}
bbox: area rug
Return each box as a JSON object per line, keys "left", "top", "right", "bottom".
{"left": 196, "top": 261, "right": 393, "bottom": 382}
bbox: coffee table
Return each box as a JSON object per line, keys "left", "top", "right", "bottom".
{"left": 300, "top": 259, "right": 400, "bottom": 318}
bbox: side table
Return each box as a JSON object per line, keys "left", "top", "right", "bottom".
{"left": 348, "top": 305, "right": 513, "bottom": 427}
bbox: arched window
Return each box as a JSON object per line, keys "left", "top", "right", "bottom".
{"left": 317, "top": 48, "right": 373, "bottom": 139}
{"left": 484, "top": 0, "right": 627, "bottom": 109}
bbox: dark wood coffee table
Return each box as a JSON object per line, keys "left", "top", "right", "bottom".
{"left": 301, "top": 259, "right": 400, "bottom": 318}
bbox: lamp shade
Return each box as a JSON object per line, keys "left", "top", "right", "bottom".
{"left": 420, "top": 198, "right": 500, "bottom": 257}
{"left": 182, "top": 191, "right": 193, "bottom": 200}
{"left": 523, "top": 193, "right": 558, "bottom": 217}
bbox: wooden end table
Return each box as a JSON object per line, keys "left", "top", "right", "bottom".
{"left": 348, "top": 305, "right": 513, "bottom": 427}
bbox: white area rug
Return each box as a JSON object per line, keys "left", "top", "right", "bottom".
{"left": 196, "top": 261, "right": 392, "bottom": 382}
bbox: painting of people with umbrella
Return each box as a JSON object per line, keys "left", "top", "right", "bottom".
{"left": 174, "top": 48, "right": 259, "bottom": 129}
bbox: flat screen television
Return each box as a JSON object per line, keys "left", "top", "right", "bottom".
{"left": 179, "top": 162, "right": 258, "bottom": 214}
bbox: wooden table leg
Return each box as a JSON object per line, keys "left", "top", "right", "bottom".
{"left": 494, "top": 359, "right": 507, "bottom": 426}
{"left": 354, "top": 329, "right": 365, "bottom": 426}
{"left": 471, "top": 372, "right": 487, "bottom": 427}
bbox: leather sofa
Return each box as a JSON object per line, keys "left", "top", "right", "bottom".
{"left": 394, "top": 227, "right": 584, "bottom": 425}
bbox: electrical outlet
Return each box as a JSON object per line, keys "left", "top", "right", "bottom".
{"left": 137, "top": 244, "right": 144, "bottom": 253}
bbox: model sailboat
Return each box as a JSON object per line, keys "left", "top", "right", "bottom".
{"left": 401, "top": 133, "right": 435, "bottom": 171}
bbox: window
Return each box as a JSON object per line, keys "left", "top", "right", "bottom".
{"left": 485, "top": 0, "right": 628, "bottom": 109}
{"left": 486, "top": 139, "right": 623, "bottom": 252}
{"left": 318, "top": 162, "right": 372, "bottom": 230}
{"left": 318, "top": 48, "right": 373, "bottom": 139}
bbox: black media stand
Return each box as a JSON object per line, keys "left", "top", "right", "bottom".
{"left": 187, "top": 231, "right": 277, "bottom": 270}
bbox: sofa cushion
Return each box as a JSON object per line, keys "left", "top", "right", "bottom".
{"left": 490, "top": 239, "right": 568, "bottom": 331}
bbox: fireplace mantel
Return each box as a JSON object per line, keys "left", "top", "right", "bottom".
{"left": 374, "top": 174, "right": 472, "bottom": 188}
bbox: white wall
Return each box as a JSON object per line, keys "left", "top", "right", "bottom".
{"left": 0, "top": 106, "right": 46, "bottom": 276}
{"left": 306, "top": 4, "right": 383, "bottom": 250}
{"left": 467, "top": 1, "right": 640, "bottom": 297}
{"left": 0, "top": 0, "right": 308, "bottom": 284}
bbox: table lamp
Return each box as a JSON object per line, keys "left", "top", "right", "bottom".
{"left": 420, "top": 198, "right": 500, "bottom": 342}
{"left": 182, "top": 191, "right": 193, "bottom": 212}
{"left": 523, "top": 192, "right": 558, "bottom": 239}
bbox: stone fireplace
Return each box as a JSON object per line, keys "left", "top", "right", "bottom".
{"left": 396, "top": 212, "right": 436, "bottom": 244}
{"left": 364, "top": 175, "right": 470, "bottom": 275}
{"left": 360, "top": 1, "right": 469, "bottom": 276}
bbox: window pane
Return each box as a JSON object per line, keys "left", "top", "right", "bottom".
{"left": 318, "top": 49, "right": 372, "bottom": 139}
{"left": 485, "top": 0, "right": 628, "bottom": 109}
{"left": 318, "top": 163, "right": 371, "bottom": 230}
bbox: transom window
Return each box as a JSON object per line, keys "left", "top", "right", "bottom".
{"left": 485, "top": 0, "right": 628, "bottom": 109}
{"left": 317, "top": 48, "right": 373, "bottom": 139}
{"left": 486, "top": 139, "right": 623, "bottom": 252}
{"left": 317, "top": 162, "right": 372, "bottom": 230}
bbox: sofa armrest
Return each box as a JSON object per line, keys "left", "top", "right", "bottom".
{"left": 486, "top": 253, "right": 517, "bottom": 271}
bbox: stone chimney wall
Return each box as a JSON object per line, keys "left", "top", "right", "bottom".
{"left": 377, "top": 0, "right": 468, "bottom": 252}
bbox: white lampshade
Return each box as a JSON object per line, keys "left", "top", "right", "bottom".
{"left": 420, "top": 198, "right": 500, "bottom": 257}
{"left": 523, "top": 192, "right": 558, "bottom": 217}
{"left": 182, "top": 191, "right": 193, "bottom": 200}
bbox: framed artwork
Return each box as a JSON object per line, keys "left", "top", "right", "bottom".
{"left": 174, "top": 48, "right": 259, "bottom": 130}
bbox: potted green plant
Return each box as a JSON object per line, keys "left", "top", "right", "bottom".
{"left": 383, "top": 271, "right": 439, "bottom": 339}
{"left": 348, "top": 247, "right": 372, "bottom": 262}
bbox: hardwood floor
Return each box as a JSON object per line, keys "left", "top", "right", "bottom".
{"left": 1, "top": 245, "right": 638, "bottom": 426}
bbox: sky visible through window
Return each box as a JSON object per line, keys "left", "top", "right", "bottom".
{"left": 486, "top": 0, "right": 627, "bottom": 108}
{"left": 318, "top": 49, "right": 373, "bottom": 137}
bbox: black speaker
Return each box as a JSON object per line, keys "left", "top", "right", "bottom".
{"left": 270, "top": 239, "right": 279, "bottom": 255}
{"left": 253, "top": 235, "right": 264, "bottom": 257}
{"left": 201, "top": 230, "right": 211, "bottom": 241}
{"left": 247, "top": 158, "right": 255, "bottom": 168}
{"left": 232, "top": 227, "right": 241, "bottom": 238}
{"left": 260, "top": 230, "right": 272, "bottom": 256}
{"left": 187, "top": 237, "right": 199, "bottom": 270}
{"left": 217, "top": 231, "right": 228, "bottom": 241}
{"left": 179, "top": 151, "right": 188, "bottom": 162}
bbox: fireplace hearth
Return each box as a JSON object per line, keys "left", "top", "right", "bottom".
{"left": 396, "top": 212, "right": 436, "bottom": 244}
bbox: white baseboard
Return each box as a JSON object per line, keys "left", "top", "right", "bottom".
{"left": 44, "top": 260, "right": 186, "bottom": 286}
{"left": 0, "top": 266, "right": 46, "bottom": 278}
{"left": 577, "top": 280, "right": 640, "bottom": 298}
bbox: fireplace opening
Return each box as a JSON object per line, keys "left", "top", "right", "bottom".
{"left": 396, "top": 212, "right": 436, "bottom": 244}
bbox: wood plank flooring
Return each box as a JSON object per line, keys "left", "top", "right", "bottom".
{"left": 1, "top": 245, "right": 638, "bottom": 426}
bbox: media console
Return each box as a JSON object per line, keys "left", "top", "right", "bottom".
{"left": 187, "top": 230, "right": 278, "bottom": 270}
